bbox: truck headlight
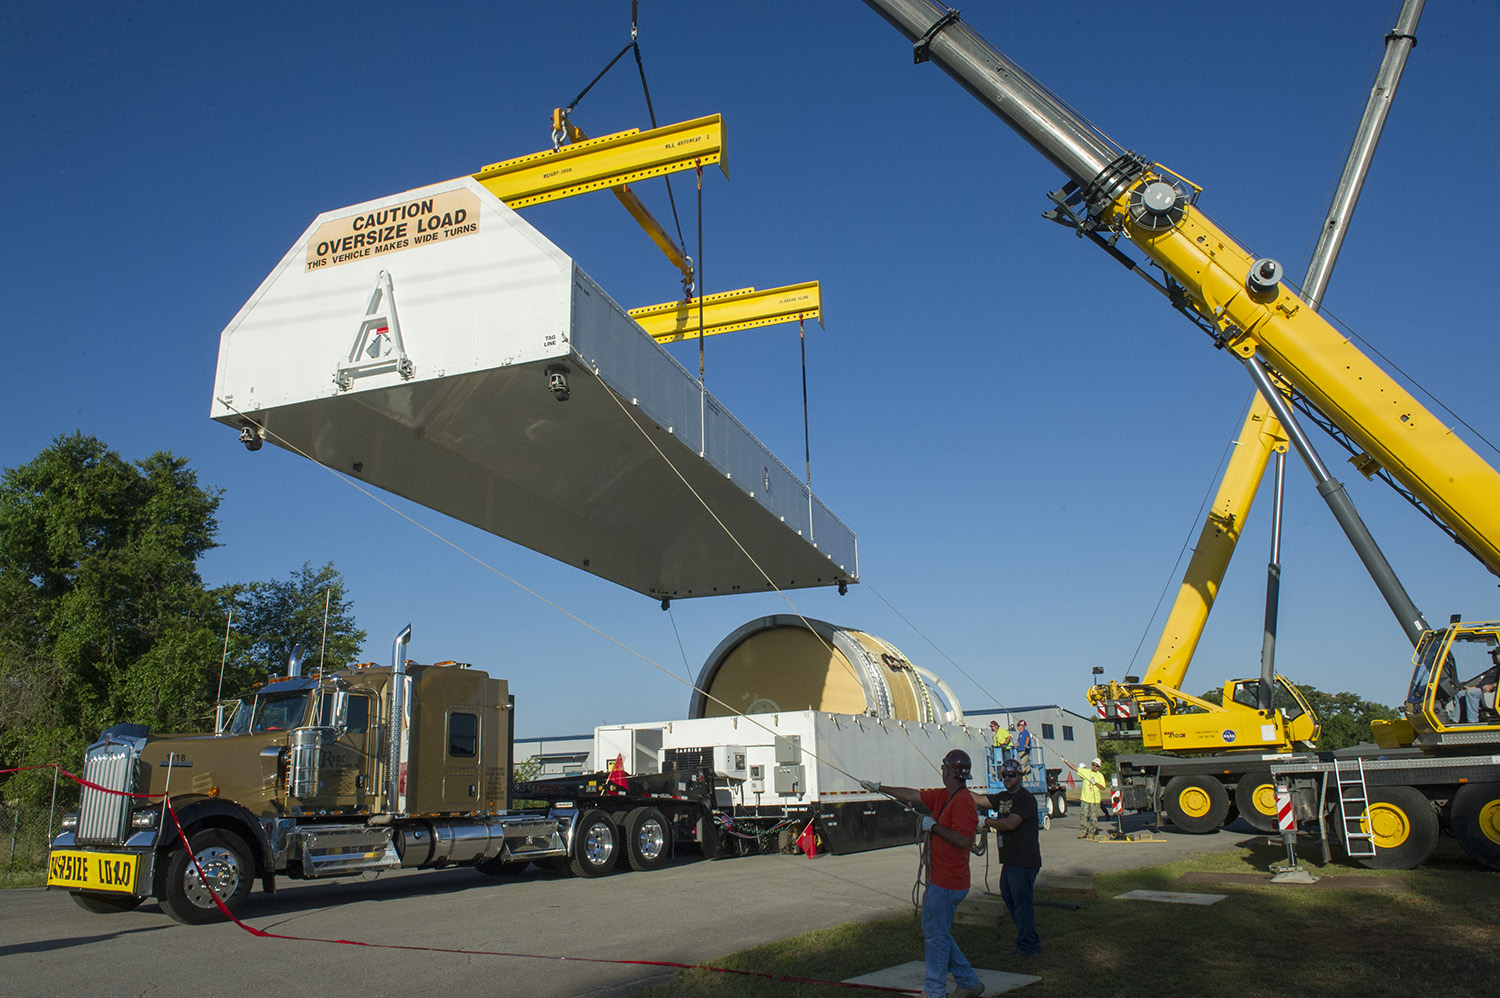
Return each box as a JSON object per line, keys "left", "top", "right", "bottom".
{"left": 60, "top": 813, "right": 78, "bottom": 831}
{"left": 131, "top": 809, "right": 159, "bottom": 830}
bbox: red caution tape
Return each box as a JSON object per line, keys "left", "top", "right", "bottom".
{"left": 18, "top": 762, "right": 921, "bottom": 994}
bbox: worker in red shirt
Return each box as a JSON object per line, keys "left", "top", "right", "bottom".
{"left": 864, "top": 750, "right": 985, "bottom": 998}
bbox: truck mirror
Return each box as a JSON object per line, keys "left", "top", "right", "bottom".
{"left": 319, "top": 689, "right": 350, "bottom": 733}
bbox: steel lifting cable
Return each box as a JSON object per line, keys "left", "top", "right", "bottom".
{"left": 557, "top": 0, "right": 691, "bottom": 287}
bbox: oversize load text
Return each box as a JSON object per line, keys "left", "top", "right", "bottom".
{"left": 305, "top": 189, "right": 480, "bottom": 272}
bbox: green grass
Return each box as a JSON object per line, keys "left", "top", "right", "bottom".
{"left": 629, "top": 839, "right": 1497, "bottom": 997}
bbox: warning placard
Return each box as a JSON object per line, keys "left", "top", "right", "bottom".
{"left": 305, "top": 188, "right": 480, "bottom": 272}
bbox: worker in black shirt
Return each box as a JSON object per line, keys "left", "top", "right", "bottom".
{"left": 981, "top": 758, "right": 1042, "bottom": 957}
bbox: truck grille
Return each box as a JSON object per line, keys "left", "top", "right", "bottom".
{"left": 77, "top": 741, "right": 137, "bottom": 845}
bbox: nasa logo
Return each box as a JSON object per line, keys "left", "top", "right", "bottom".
{"left": 1222, "top": 729, "right": 1237, "bottom": 743}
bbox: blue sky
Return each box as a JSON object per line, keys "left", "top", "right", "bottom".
{"left": 6, "top": 1, "right": 1499, "bottom": 737}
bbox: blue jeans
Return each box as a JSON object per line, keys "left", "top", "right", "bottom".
{"left": 921, "top": 884, "right": 981, "bottom": 998}
{"left": 1000, "top": 865, "right": 1040, "bottom": 955}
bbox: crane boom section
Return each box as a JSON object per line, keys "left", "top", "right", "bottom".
{"left": 1114, "top": 193, "right": 1500, "bottom": 577}
{"left": 1140, "top": 395, "right": 1288, "bottom": 688}
{"left": 863, "top": 0, "right": 1500, "bottom": 578}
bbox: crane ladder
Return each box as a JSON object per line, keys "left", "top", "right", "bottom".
{"left": 1335, "top": 758, "right": 1376, "bottom": 859}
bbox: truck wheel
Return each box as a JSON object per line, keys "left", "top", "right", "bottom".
{"left": 1045, "top": 794, "right": 1055, "bottom": 818}
{"left": 567, "top": 809, "right": 619, "bottom": 877}
{"left": 623, "top": 807, "right": 670, "bottom": 871}
{"left": 1355, "top": 785, "right": 1438, "bottom": 870}
{"left": 160, "top": 828, "right": 253, "bottom": 925}
{"left": 70, "top": 891, "right": 145, "bottom": 914}
{"left": 1053, "top": 791, "right": 1068, "bottom": 817}
{"left": 1163, "top": 775, "right": 1229, "bottom": 834}
{"left": 1234, "top": 770, "right": 1280, "bottom": 833}
{"left": 1449, "top": 783, "right": 1500, "bottom": 870}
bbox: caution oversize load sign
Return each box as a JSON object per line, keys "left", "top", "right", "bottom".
{"left": 305, "top": 188, "right": 480, "bottom": 272}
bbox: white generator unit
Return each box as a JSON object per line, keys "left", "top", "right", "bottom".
{"left": 595, "top": 711, "right": 987, "bottom": 854}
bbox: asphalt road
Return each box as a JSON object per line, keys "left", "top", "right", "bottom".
{"left": 2, "top": 810, "right": 1260, "bottom": 998}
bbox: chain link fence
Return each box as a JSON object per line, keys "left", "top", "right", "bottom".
{"left": 1, "top": 801, "right": 59, "bottom": 886}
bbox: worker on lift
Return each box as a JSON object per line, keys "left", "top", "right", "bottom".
{"left": 989, "top": 719, "right": 1013, "bottom": 760}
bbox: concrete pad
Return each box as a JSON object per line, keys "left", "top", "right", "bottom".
{"left": 1114, "top": 889, "right": 1227, "bottom": 905}
{"left": 845, "top": 960, "right": 1040, "bottom": 995}
{"left": 1176, "top": 871, "right": 1411, "bottom": 891}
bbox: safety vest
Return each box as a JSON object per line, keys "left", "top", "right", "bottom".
{"left": 1080, "top": 769, "right": 1105, "bottom": 804}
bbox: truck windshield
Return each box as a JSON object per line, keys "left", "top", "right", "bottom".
{"left": 1226, "top": 679, "right": 1306, "bottom": 720}
{"left": 228, "top": 691, "right": 312, "bottom": 734}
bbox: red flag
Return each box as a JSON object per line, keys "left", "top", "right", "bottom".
{"left": 608, "top": 753, "right": 628, "bottom": 791}
{"left": 1066, "top": 772, "right": 1076, "bottom": 789}
{"left": 796, "top": 819, "right": 818, "bottom": 859}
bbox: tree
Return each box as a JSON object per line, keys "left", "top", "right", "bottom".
{"left": 229, "top": 561, "right": 366, "bottom": 687}
{"left": 1295, "top": 685, "right": 1398, "bottom": 751}
{"left": 0, "top": 434, "right": 224, "bottom": 803}
{"left": 0, "top": 436, "right": 369, "bottom": 809}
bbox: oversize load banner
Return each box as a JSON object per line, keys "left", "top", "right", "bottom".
{"left": 305, "top": 188, "right": 480, "bottom": 272}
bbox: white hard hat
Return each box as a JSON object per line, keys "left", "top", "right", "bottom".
{"left": 1092, "top": 758, "right": 1102, "bottom": 766}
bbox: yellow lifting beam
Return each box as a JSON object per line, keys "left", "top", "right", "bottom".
{"left": 629, "top": 282, "right": 823, "bottom": 344}
{"left": 471, "top": 113, "right": 725, "bottom": 284}
{"left": 472, "top": 113, "right": 725, "bottom": 208}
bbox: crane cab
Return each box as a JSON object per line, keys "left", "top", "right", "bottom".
{"left": 1377, "top": 622, "right": 1500, "bottom": 745}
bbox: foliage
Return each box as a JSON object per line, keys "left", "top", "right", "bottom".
{"left": 0, "top": 434, "right": 225, "bottom": 804}
{"left": 0, "top": 435, "right": 365, "bottom": 808}
{"left": 1296, "top": 685, "right": 1398, "bottom": 751}
{"left": 511, "top": 755, "right": 546, "bottom": 809}
{"left": 228, "top": 561, "right": 366, "bottom": 690}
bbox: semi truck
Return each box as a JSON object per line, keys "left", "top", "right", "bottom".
{"left": 47, "top": 625, "right": 985, "bottom": 923}
{"left": 862, "top": 0, "right": 1500, "bottom": 867}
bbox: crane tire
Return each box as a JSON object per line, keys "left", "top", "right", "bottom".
{"left": 1355, "top": 785, "right": 1438, "bottom": 870}
{"left": 1234, "top": 770, "right": 1280, "bottom": 833}
{"left": 1162, "top": 775, "right": 1229, "bottom": 834}
{"left": 1449, "top": 783, "right": 1500, "bottom": 871}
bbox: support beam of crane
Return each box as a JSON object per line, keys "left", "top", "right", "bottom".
{"left": 630, "top": 282, "right": 823, "bottom": 343}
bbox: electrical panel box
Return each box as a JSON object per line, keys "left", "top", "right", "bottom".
{"left": 713, "top": 745, "right": 748, "bottom": 778}
{"left": 775, "top": 734, "right": 802, "bottom": 765}
{"left": 748, "top": 764, "right": 765, "bottom": 794}
{"left": 774, "top": 764, "right": 804, "bottom": 796}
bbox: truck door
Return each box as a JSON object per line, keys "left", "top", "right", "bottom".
{"left": 443, "top": 708, "right": 484, "bottom": 810}
{"left": 315, "top": 689, "right": 377, "bottom": 811}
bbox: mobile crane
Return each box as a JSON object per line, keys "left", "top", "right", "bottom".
{"left": 864, "top": 0, "right": 1500, "bottom": 867}
{"left": 1089, "top": 2, "right": 1428, "bottom": 835}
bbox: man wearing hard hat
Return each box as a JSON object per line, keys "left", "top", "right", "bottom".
{"left": 1064, "top": 757, "right": 1107, "bottom": 839}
